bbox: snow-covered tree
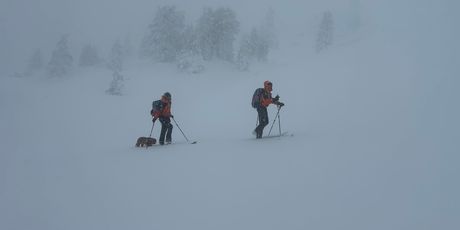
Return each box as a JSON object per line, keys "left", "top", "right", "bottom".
{"left": 176, "top": 24, "right": 206, "bottom": 74}
{"left": 250, "top": 27, "right": 269, "bottom": 61}
{"left": 140, "top": 6, "right": 185, "bottom": 62}
{"left": 47, "top": 35, "right": 73, "bottom": 77}
{"left": 79, "top": 44, "right": 101, "bottom": 67}
{"left": 236, "top": 27, "right": 270, "bottom": 71}
{"left": 236, "top": 9, "right": 276, "bottom": 71}
{"left": 107, "top": 40, "right": 123, "bottom": 73}
{"left": 196, "top": 8, "right": 214, "bottom": 61}
{"left": 236, "top": 33, "right": 252, "bottom": 71}
{"left": 196, "top": 7, "right": 239, "bottom": 62}
{"left": 316, "top": 11, "right": 334, "bottom": 53}
{"left": 106, "top": 40, "right": 125, "bottom": 95}
{"left": 181, "top": 24, "right": 200, "bottom": 57}
{"left": 25, "top": 49, "right": 44, "bottom": 75}
{"left": 106, "top": 71, "right": 124, "bottom": 96}
{"left": 260, "top": 7, "right": 278, "bottom": 49}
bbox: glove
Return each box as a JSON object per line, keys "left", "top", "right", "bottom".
{"left": 278, "top": 102, "right": 285, "bottom": 107}
{"left": 170, "top": 115, "right": 174, "bottom": 118}
{"left": 273, "top": 95, "right": 280, "bottom": 102}
{"left": 152, "top": 117, "right": 157, "bottom": 123}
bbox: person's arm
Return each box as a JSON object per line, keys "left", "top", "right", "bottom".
{"left": 271, "top": 95, "right": 284, "bottom": 107}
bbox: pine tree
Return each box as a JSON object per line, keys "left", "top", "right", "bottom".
{"left": 140, "top": 6, "right": 185, "bottom": 62}
{"left": 236, "top": 33, "right": 252, "bottom": 71}
{"left": 79, "top": 44, "right": 100, "bottom": 67}
{"left": 236, "top": 27, "right": 270, "bottom": 71}
{"left": 261, "top": 7, "right": 278, "bottom": 49}
{"left": 196, "top": 8, "right": 215, "bottom": 61}
{"left": 107, "top": 40, "right": 123, "bottom": 73}
{"left": 181, "top": 24, "right": 199, "bottom": 57}
{"left": 47, "top": 35, "right": 73, "bottom": 77}
{"left": 106, "top": 71, "right": 124, "bottom": 96}
{"left": 196, "top": 7, "right": 239, "bottom": 62}
{"left": 316, "top": 11, "right": 334, "bottom": 53}
{"left": 106, "top": 40, "right": 125, "bottom": 95}
{"left": 176, "top": 24, "right": 206, "bottom": 74}
{"left": 250, "top": 27, "right": 269, "bottom": 61}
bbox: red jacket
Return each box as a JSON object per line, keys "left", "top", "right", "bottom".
{"left": 260, "top": 90, "right": 274, "bottom": 107}
{"left": 151, "top": 99, "right": 172, "bottom": 119}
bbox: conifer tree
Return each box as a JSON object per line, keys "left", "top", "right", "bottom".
{"left": 106, "top": 71, "right": 124, "bottom": 96}
{"left": 260, "top": 7, "right": 278, "bottom": 49}
{"left": 236, "top": 33, "right": 252, "bottom": 71}
{"left": 106, "top": 40, "right": 125, "bottom": 95}
{"left": 316, "top": 11, "right": 334, "bottom": 53}
{"left": 47, "top": 35, "right": 73, "bottom": 77}
{"left": 107, "top": 40, "right": 123, "bottom": 73}
{"left": 140, "top": 6, "right": 185, "bottom": 62}
{"left": 196, "top": 7, "right": 239, "bottom": 62}
{"left": 236, "top": 27, "right": 270, "bottom": 71}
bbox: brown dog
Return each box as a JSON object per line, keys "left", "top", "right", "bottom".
{"left": 136, "top": 137, "right": 156, "bottom": 147}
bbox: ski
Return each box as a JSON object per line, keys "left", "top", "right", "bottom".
{"left": 156, "top": 140, "right": 197, "bottom": 146}
{"left": 135, "top": 140, "right": 197, "bottom": 149}
{"left": 264, "top": 131, "right": 293, "bottom": 139}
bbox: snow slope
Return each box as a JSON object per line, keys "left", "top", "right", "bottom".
{"left": 1, "top": 4, "right": 459, "bottom": 230}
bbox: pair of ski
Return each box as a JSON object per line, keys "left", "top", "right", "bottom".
{"left": 254, "top": 104, "right": 291, "bottom": 140}
{"left": 254, "top": 131, "right": 293, "bottom": 140}
{"left": 154, "top": 140, "right": 197, "bottom": 147}
{"left": 263, "top": 131, "right": 293, "bottom": 139}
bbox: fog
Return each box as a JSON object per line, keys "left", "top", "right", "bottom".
{"left": 1, "top": 0, "right": 365, "bottom": 75}
{"left": 3, "top": 0, "right": 458, "bottom": 76}
{"left": 2, "top": 0, "right": 458, "bottom": 76}
{"left": 1, "top": 0, "right": 460, "bottom": 230}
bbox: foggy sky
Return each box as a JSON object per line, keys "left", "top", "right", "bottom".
{"left": 0, "top": 0, "right": 358, "bottom": 74}
{"left": 1, "top": 0, "right": 458, "bottom": 76}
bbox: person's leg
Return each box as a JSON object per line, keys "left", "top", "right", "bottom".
{"left": 159, "top": 118, "right": 168, "bottom": 145}
{"left": 255, "top": 107, "right": 268, "bottom": 138}
{"left": 165, "top": 118, "right": 173, "bottom": 143}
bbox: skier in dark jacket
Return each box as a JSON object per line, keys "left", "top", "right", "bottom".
{"left": 151, "top": 92, "right": 173, "bottom": 145}
{"left": 252, "top": 81, "right": 284, "bottom": 138}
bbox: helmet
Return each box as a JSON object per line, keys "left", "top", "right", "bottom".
{"left": 161, "top": 92, "right": 172, "bottom": 102}
{"left": 264, "top": 81, "right": 273, "bottom": 92}
{"left": 163, "top": 92, "right": 171, "bottom": 100}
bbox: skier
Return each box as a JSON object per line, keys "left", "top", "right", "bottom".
{"left": 151, "top": 92, "right": 174, "bottom": 145}
{"left": 252, "top": 81, "right": 284, "bottom": 138}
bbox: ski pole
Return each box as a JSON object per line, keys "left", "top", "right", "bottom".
{"left": 171, "top": 117, "right": 196, "bottom": 144}
{"left": 268, "top": 106, "right": 281, "bottom": 136}
{"left": 278, "top": 108, "right": 282, "bottom": 136}
{"left": 149, "top": 122, "right": 155, "bottom": 137}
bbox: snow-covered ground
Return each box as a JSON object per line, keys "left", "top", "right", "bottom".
{"left": 1, "top": 2, "right": 459, "bottom": 230}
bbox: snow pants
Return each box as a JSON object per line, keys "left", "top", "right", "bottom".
{"left": 159, "top": 117, "right": 173, "bottom": 145}
{"left": 255, "top": 107, "right": 269, "bottom": 138}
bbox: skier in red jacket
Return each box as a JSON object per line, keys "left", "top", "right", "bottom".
{"left": 151, "top": 92, "right": 173, "bottom": 145}
{"left": 251, "top": 81, "right": 284, "bottom": 138}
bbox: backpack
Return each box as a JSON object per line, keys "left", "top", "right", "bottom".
{"left": 251, "top": 88, "right": 264, "bottom": 108}
{"left": 150, "top": 100, "right": 163, "bottom": 117}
